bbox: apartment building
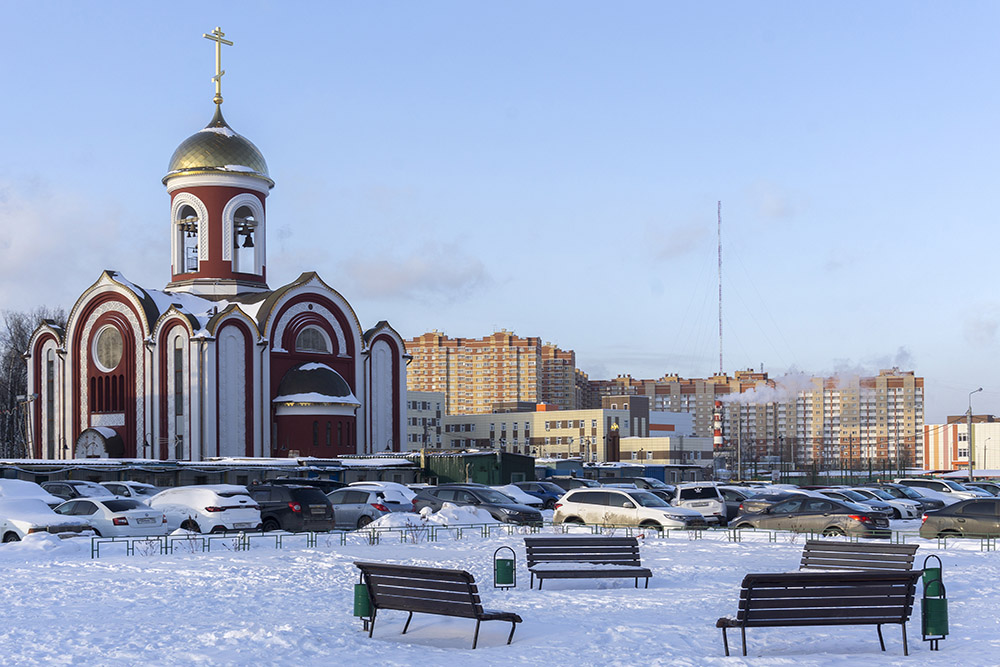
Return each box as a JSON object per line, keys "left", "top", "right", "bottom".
{"left": 404, "top": 391, "right": 445, "bottom": 451}
{"left": 405, "top": 330, "right": 576, "bottom": 415}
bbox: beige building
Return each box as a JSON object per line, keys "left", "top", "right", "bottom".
{"left": 924, "top": 415, "right": 1000, "bottom": 471}
{"left": 405, "top": 330, "right": 576, "bottom": 415}
{"left": 404, "top": 391, "right": 445, "bottom": 451}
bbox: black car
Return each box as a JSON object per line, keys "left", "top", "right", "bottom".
{"left": 919, "top": 498, "right": 1000, "bottom": 539}
{"left": 412, "top": 484, "right": 543, "bottom": 525}
{"left": 735, "top": 489, "right": 803, "bottom": 514}
{"left": 730, "top": 495, "right": 891, "bottom": 538}
{"left": 861, "top": 483, "right": 945, "bottom": 511}
{"left": 247, "top": 484, "right": 335, "bottom": 532}
{"left": 268, "top": 477, "right": 346, "bottom": 493}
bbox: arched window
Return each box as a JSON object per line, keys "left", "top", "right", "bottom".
{"left": 177, "top": 204, "right": 200, "bottom": 272}
{"left": 295, "top": 326, "right": 331, "bottom": 354}
{"left": 233, "top": 205, "right": 256, "bottom": 273}
{"left": 46, "top": 350, "right": 55, "bottom": 459}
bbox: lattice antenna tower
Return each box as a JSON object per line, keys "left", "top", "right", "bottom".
{"left": 717, "top": 201, "right": 723, "bottom": 376}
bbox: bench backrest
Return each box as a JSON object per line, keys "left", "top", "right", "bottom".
{"left": 354, "top": 561, "right": 483, "bottom": 619}
{"left": 799, "top": 540, "right": 919, "bottom": 572}
{"left": 524, "top": 536, "right": 642, "bottom": 568}
{"left": 736, "top": 570, "right": 921, "bottom": 627}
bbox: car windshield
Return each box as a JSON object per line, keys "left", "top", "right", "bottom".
{"left": 679, "top": 486, "right": 720, "bottom": 501}
{"left": 474, "top": 489, "right": 520, "bottom": 504}
{"left": 75, "top": 484, "right": 112, "bottom": 497}
{"left": 630, "top": 491, "right": 670, "bottom": 508}
{"left": 835, "top": 489, "right": 867, "bottom": 501}
{"left": 635, "top": 478, "right": 671, "bottom": 489}
{"left": 130, "top": 487, "right": 158, "bottom": 496}
{"left": 862, "top": 488, "right": 894, "bottom": 500}
{"left": 103, "top": 499, "right": 146, "bottom": 512}
{"left": 537, "top": 482, "right": 565, "bottom": 494}
{"left": 944, "top": 481, "right": 971, "bottom": 492}
{"left": 893, "top": 486, "right": 923, "bottom": 500}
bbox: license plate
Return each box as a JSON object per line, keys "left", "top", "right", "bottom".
{"left": 234, "top": 522, "right": 253, "bottom": 529}
{"left": 692, "top": 502, "right": 709, "bottom": 507}
{"left": 310, "top": 506, "right": 325, "bottom": 514}
{"left": 137, "top": 517, "right": 156, "bottom": 524}
{"left": 874, "top": 519, "right": 888, "bottom": 527}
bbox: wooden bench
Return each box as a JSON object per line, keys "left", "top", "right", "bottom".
{"left": 524, "top": 535, "right": 652, "bottom": 590}
{"left": 716, "top": 570, "right": 922, "bottom": 656}
{"left": 354, "top": 561, "right": 521, "bottom": 649}
{"left": 799, "top": 540, "right": 919, "bottom": 572}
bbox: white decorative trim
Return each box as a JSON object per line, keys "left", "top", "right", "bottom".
{"left": 271, "top": 302, "right": 348, "bottom": 357}
{"left": 222, "top": 193, "right": 265, "bottom": 274}
{"left": 78, "top": 301, "right": 145, "bottom": 449}
{"left": 91, "top": 413, "right": 125, "bottom": 427}
{"left": 165, "top": 173, "right": 270, "bottom": 195}
{"left": 171, "top": 192, "right": 210, "bottom": 269}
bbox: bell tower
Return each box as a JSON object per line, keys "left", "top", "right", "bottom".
{"left": 162, "top": 27, "right": 274, "bottom": 298}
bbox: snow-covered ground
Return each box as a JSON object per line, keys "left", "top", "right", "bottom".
{"left": 0, "top": 516, "right": 996, "bottom": 666}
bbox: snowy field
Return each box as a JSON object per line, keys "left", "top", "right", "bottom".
{"left": 1, "top": 515, "right": 997, "bottom": 666}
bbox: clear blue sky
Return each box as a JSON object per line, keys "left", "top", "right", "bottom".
{"left": 1, "top": 2, "right": 997, "bottom": 423}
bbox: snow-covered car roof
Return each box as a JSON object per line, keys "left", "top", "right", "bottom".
{"left": 348, "top": 481, "right": 416, "bottom": 501}
{"left": 491, "top": 484, "right": 542, "bottom": 506}
{"left": 0, "top": 479, "right": 64, "bottom": 506}
{"left": 149, "top": 485, "right": 251, "bottom": 502}
{"left": 0, "top": 498, "right": 89, "bottom": 529}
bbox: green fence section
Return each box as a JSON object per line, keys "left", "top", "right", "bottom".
{"left": 86, "top": 521, "right": 1000, "bottom": 559}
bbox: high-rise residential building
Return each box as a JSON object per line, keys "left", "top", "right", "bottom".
{"left": 597, "top": 368, "right": 924, "bottom": 471}
{"left": 405, "top": 331, "right": 576, "bottom": 415}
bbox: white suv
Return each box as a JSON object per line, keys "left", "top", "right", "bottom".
{"left": 148, "top": 485, "right": 261, "bottom": 534}
{"left": 661, "top": 483, "right": 726, "bottom": 526}
{"left": 894, "top": 478, "right": 987, "bottom": 501}
{"left": 554, "top": 488, "right": 706, "bottom": 531}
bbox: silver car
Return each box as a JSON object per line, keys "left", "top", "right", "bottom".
{"left": 327, "top": 488, "right": 396, "bottom": 529}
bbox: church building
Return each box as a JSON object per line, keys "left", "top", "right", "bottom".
{"left": 24, "top": 28, "right": 408, "bottom": 461}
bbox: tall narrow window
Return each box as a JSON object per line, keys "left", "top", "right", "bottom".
{"left": 326, "top": 422, "right": 331, "bottom": 447}
{"left": 46, "top": 350, "right": 55, "bottom": 458}
{"left": 174, "top": 339, "right": 184, "bottom": 418}
{"left": 232, "top": 206, "right": 256, "bottom": 273}
{"left": 337, "top": 422, "right": 343, "bottom": 447}
{"left": 178, "top": 204, "right": 199, "bottom": 272}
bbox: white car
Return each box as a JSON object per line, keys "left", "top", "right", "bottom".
{"left": 848, "top": 487, "right": 921, "bottom": 519}
{"left": 902, "top": 485, "right": 961, "bottom": 506}
{"left": 148, "top": 485, "right": 261, "bottom": 534}
{"left": 0, "top": 499, "right": 92, "bottom": 542}
{"left": 54, "top": 497, "right": 168, "bottom": 537}
{"left": 40, "top": 480, "right": 116, "bottom": 501}
{"left": 100, "top": 481, "right": 162, "bottom": 500}
{"left": 554, "top": 487, "right": 707, "bottom": 530}
{"left": 0, "top": 479, "right": 65, "bottom": 508}
{"left": 348, "top": 481, "right": 417, "bottom": 506}
{"left": 666, "top": 483, "right": 727, "bottom": 526}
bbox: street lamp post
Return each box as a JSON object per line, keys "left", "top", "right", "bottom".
{"left": 969, "top": 387, "right": 982, "bottom": 482}
{"left": 984, "top": 437, "right": 992, "bottom": 471}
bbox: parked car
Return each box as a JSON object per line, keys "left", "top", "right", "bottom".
{"left": 247, "top": 484, "right": 334, "bottom": 532}
{"left": 0, "top": 479, "right": 65, "bottom": 508}
{"left": 652, "top": 482, "right": 727, "bottom": 526}
{"left": 348, "top": 481, "right": 417, "bottom": 505}
{"left": 40, "top": 480, "right": 116, "bottom": 501}
{"left": 860, "top": 483, "right": 946, "bottom": 511}
{"left": 512, "top": 481, "right": 566, "bottom": 509}
{"left": 0, "top": 498, "right": 92, "bottom": 542}
{"left": 815, "top": 489, "right": 897, "bottom": 518}
{"left": 597, "top": 476, "right": 675, "bottom": 491}
{"left": 546, "top": 477, "right": 602, "bottom": 493}
{"left": 965, "top": 481, "right": 1000, "bottom": 497}
{"left": 847, "top": 487, "right": 922, "bottom": 519}
{"left": 148, "top": 485, "right": 261, "bottom": 534}
{"left": 327, "top": 487, "right": 408, "bottom": 529}
{"left": 100, "top": 481, "right": 161, "bottom": 499}
{"left": 895, "top": 477, "right": 987, "bottom": 501}
{"left": 269, "top": 477, "right": 346, "bottom": 493}
{"left": 717, "top": 486, "right": 756, "bottom": 522}
{"left": 412, "top": 485, "right": 543, "bottom": 525}
{"left": 730, "top": 495, "right": 891, "bottom": 538}
{"left": 733, "top": 488, "right": 806, "bottom": 514}
{"left": 553, "top": 487, "right": 706, "bottom": 531}
{"left": 54, "top": 497, "right": 168, "bottom": 537}
{"left": 919, "top": 498, "right": 1000, "bottom": 539}
{"left": 491, "top": 484, "right": 544, "bottom": 508}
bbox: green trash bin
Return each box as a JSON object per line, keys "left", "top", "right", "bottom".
{"left": 494, "top": 546, "right": 516, "bottom": 589}
{"left": 354, "top": 583, "right": 371, "bottom": 618}
{"left": 921, "top": 554, "right": 947, "bottom": 651}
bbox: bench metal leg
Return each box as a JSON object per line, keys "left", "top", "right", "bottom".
{"left": 402, "top": 611, "right": 413, "bottom": 635}
{"left": 721, "top": 627, "right": 730, "bottom": 656}
{"left": 644, "top": 576, "right": 649, "bottom": 589}
{"left": 368, "top": 609, "right": 377, "bottom": 638}
{"left": 507, "top": 621, "right": 517, "bottom": 645}
{"left": 472, "top": 619, "right": 481, "bottom": 649}
{"left": 876, "top": 624, "right": 885, "bottom": 651}
{"left": 901, "top": 623, "right": 908, "bottom": 656}
{"left": 741, "top": 626, "right": 747, "bottom": 656}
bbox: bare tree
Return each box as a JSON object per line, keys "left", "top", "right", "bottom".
{"left": 0, "top": 307, "right": 66, "bottom": 458}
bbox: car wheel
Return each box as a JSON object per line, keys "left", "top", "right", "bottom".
{"left": 262, "top": 519, "right": 280, "bottom": 532}
{"left": 210, "top": 526, "right": 227, "bottom": 534}
{"left": 823, "top": 527, "right": 845, "bottom": 537}
{"left": 639, "top": 521, "right": 663, "bottom": 533}
{"left": 2, "top": 532, "right": 20, "bottom": 543}
{"left": 939, "top": 529, "right": 961, "bottom": 539}
{"left": 357, "top": 516, "right": 373, "bottom": 529}
{"left": 544, "top": 499, "right": 556, "bottom": 510}
{"left": 734, "top": 523, "right": 753, "bottom": 530}
{"left": 180, "top": 520, "right": 201, "bottom": 533}
{"left": 562, "top": 517, "right": 584, "bottom": 525}
{"left": 891, "top": 508, "right": 901, "bottom": 520}
{"left": 92, "top": 529, "right": 103, "bottom": 538}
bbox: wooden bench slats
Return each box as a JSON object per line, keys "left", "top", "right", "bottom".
{"left": 354, "top": 561, "right": 521, "bottom": 649}
{"left": 524, "top": 536, "right": 651, "bottom": 589}
{"left": 718, "top": 570, "right": 921, "bottom": 657}
{"left": 799, "top": 540, "right": 919, "bottom": 572}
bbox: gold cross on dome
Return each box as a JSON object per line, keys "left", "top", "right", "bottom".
{"left": 203, "top": 26, "right": 234, "bottom": 105}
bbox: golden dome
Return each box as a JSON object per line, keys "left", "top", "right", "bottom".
{"left": 163, "top": 106, "right": 273, "bottom": 187}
